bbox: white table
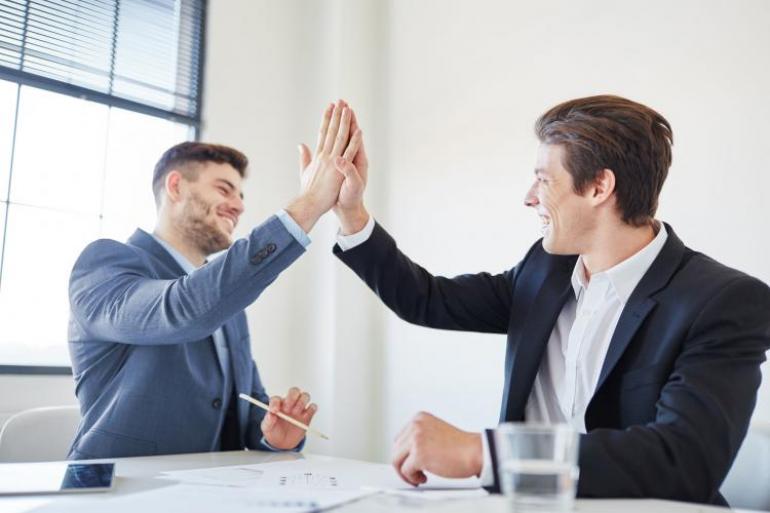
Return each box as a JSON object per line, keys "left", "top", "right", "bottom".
{"left": 0, "top": 451, "right": 760, "bottom": 512}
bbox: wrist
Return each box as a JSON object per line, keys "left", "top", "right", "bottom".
{"left": 285, "top": 194, "right": 323, "bottom": 233}
{"left": 468, "top": 432, "right": 484, "bottom": 477}
{"left": 336, "top": 205, "right": 370, "bottom": 235}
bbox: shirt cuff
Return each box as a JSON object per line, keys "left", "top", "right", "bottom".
{"left": 479, "top": 429, "right": 495, "bottom": 487}
{"left": 336, "top": 215, "right": 375, "bottom": 251}
{"left": 276, "top": 209, "right": 311, "bottom": 248}
{"left": 259, "top": 435, "right": 303, "bottom": 453}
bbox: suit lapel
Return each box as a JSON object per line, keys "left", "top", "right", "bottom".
{"left": 127, "top": 229, "right": 187, "bottom": 278}
{"left": 501, "top": 255, "right": 574, "bottom": 422}
{"left": 593, "top": 223, "right": 687, "bottom": 393}
{"left": 222, "top": 316, "right": 250, "bottom": 443}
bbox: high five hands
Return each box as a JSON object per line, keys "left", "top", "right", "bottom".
{"left": 287, "top": 99, "right": 370, "bottom": 234}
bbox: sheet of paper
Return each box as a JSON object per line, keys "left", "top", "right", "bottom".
{"left": 160, "top": 456, "right": 483, "bottom": 493}
{"left": 370, "top": 487, "right": 489, "bottom": 501}
{"left": 64, "top": 483, "right": 372, "bottom": 513}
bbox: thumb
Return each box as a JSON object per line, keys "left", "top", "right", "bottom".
{"left": 261, "top": 411, "right": 277, "bottom": 432}
{"left": 298, "top": 143, "right": 312, "bottom": 172}
{"left": 335, "top": 156, "right": 361, "bottom": 186}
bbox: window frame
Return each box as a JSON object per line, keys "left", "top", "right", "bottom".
{"left": 0, "top": 1, "right": 207, "bottom": 375}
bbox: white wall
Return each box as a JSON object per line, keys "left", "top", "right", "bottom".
{"left": 2, "top": 0, "right": 767, "bottom": 464}
{"left": 202, "top": 0, "right": 770, "bottom": 461}
{"left": 383, "top": 0, "right": 770, "bottom": 455}
{"left": 202, "top": 0, "right": 390, "bottom": 461}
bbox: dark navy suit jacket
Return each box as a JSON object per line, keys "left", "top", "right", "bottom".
{"left": 68, "top": 216, "right": 304, "bottom": 459}
{"left": 334, "top": 221, "right": 770, "bottom": 505}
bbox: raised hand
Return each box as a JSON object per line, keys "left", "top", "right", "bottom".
{"left": 261, "top": 386, "right": 317, "bottom": 450}
{"left": 333, "top": 109, "right": 370, "bottom": 235}
{"left": 286, "top": 100, "right": 362, "bottom": 233}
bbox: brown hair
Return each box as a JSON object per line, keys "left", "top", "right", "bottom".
{"left": 152, "top": 142, "right": 248, "bottom": 206}
{"left": 535, "top": 95, "right": 673, "bottom": 226}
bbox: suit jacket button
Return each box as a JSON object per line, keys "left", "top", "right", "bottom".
{"left": 212, "top": 398, "right": 222, "bottom": 409}
{"left": 266, "top": 243, "right": 277, "bottom": 254}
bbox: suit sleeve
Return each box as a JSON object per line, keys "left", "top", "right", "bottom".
{"left": 575, "top": 276, "right": 770, "bottom": 503}
{"left": 334, "top": 221, "right": 516, "bottom": 334}
{"left": 69, "top": 216, "right": 305, "bottom": 344}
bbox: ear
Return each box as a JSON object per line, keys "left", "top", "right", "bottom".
{"left": 165, "top": 170, "right": 184, "bottom": 203}
{"left": 589, "top": 168, "right": 616, "bottom": 206}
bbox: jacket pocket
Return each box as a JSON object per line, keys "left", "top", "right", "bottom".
{"left": 74, "top": 428, "right": 157, "bottom": 459}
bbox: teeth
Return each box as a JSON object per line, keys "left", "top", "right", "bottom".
{"left": 539, "top": 216, "right": 551, "bottom": 235}
{"left": 222, "top": 216, "right": 234, "bottom": 231}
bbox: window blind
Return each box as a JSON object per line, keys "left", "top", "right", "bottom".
{"left": 0, "top": 0, "right": 205, "bottom": 124}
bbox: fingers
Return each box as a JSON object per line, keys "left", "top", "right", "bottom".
{"left": 315, "top": 103, "right": 334, "bottom": 155}
{"left": 342, "top": 129, "right": 362, "bottom": 161}
{"left": 392, "top": 434, "right": 412, "bottom": 484}
{"left": 292, "top": 391, "right": 311, "bottom": 417}
{"left": 298, "top": 143, "right": 312, "bottom": 173}
{"left": 269, "top": 395, "right": 282, "bottom": 414}
{"left": 353, "top": 136, "right": 368, "bottom": 171}
{"left": 300, "top": 403, "right": 318, "bottom": 424}
{"left": 282, "top": 387, "right": 301, "bottom": 415}
{"left": 392, "top": 429, "right": 426, "bottom": 486}
{"left": 261, "top": 396, "right": 282, "bottom": 432}
{"left": 335, "top": 156, "right": 360, "bottom": 180}
{"left": 323, "top": 100, "right": 346, "bottom": 154}
{"left": 349, "top": 109, "right": 359, "bottom": 135}
{"left": 330, "top": 107, "right": 352, "bottom": 157}
{"left": 401, "top": 452, "right": 428, "bottom": 485}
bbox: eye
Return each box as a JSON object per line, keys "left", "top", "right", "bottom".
{"left": 217, "top": 186, "right": 228, "bottom": 195}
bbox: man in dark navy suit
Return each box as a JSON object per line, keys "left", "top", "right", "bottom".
{"left": 328, "top": 95, "right": 770, "bottom": 505}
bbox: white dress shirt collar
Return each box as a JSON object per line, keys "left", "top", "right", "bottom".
{"left": 151, "top": 233, "right": 198, "bottom": 274}
{"left": 571, "top": 222, "right": 668, "bottom": 304}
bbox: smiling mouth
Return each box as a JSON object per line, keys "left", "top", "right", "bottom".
{"left": 219, "top": 214, "right": 236, "bottom": 233}
{"left": 539, "top": 215, "right": 551, "bottom": 235}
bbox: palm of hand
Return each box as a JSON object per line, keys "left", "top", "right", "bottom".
{"left": 335, "top": 154, "right": 368, "bottom": 211}
{"left": 265, "top": 419, "right": 305, "bottom": 450}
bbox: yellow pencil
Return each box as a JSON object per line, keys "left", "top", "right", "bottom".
{"left": 238, "top": 393, "right": 329, "bottom": 440}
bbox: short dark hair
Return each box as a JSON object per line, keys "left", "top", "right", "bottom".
{"left": 535, "top": 95, "right": 673, "bottom": 226}
{"left": 152, "top": 142, "right": 248, "bottom": 206}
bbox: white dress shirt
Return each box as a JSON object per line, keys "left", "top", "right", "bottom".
{"left": 337, "top": 217, "right": 668, "bottom": 486}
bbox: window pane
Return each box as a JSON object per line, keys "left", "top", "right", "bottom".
{"left": 100, "top": 107, "right": 191, "bottom": 241}
{"left": 0, "top": 79, "right": 18, "bottom": 201}
{"left": 0, "top": 202, "right": 6, "bottom": 284}
{"left": 10, "top": 86, "right": 108, "bottom": 214}
{"left": 0, "top": 204, "right": 100, "bottom": 367}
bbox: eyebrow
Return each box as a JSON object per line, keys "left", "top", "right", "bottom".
{"left": 216, "top": 178, "right": 244, "bottom": 200}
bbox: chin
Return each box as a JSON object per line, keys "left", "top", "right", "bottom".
{"left": 541, "top": 236, "right": 570, "bottom": 255}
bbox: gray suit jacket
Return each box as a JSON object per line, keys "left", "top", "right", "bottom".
{"left": 67, "top": 216, "right": 304, "bottom": 459}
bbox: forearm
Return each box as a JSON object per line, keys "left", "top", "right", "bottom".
{"left": 334, "top": 221, "right": 513, "bottom": 332}
{"left": 71, "top": 216, "right": 305, "bottom": 344}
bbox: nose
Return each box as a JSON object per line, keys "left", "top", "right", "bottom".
{"left": 230, "top": 195, "right": 245, "bottom": 217}
{"left": 524, "top": 181, "right": 539, "bottom": 207}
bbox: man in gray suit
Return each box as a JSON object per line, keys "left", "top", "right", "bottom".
{"left": 68, "top": 100, "right": 362, "bottom": 458}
